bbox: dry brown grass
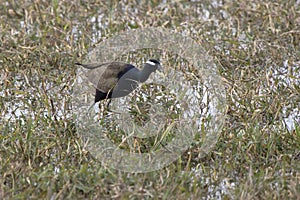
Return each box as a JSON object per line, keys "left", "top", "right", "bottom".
{"left": 0, "top": 0, "right": 299, "bottom": 199}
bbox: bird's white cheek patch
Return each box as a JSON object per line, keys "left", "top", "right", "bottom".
{"left": 146, "top": 60, "right": 156, "bottom": 66}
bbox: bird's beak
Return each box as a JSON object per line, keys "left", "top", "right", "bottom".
{"left": 157, "top": 64, "right": 163, "bottom": 72}
{"left": 156, "top": 64, "right": 165, "bottom": 78}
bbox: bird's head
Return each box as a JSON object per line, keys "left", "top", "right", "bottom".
{"left": 145, "top": 59, "right": 162, "bottom": 72}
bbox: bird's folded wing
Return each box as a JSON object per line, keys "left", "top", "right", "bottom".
{"left": 85, "top": 62, "right": 131, "bottom": 93}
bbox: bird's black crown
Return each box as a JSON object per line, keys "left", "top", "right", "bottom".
{"left": 148, "top": 59, "right": 160, "bottom": 65}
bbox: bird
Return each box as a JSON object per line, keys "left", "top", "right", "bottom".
{"left": 75, "top": 59, "right": 162, "bottom": 105}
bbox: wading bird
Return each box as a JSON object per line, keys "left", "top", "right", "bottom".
{"left": 75, "top": 59, "right": 162, "bottom": 108}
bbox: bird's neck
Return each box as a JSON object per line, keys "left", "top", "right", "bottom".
{"left": 139, "top": 67, "right": 153, "bottom": 82}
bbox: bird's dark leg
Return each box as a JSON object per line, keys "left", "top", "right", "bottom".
{"left": 105, "top": 99, "right": 122, "bottom": 115}
{"left": 103, "top": 88, "right": 113, "bottom": 112}
{"left": 106, "top": 99, "right": 112, "bottom": 110}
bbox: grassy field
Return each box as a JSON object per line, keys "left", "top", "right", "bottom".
{"left": 1, "top": 0, "right": 300, "bottom": 199}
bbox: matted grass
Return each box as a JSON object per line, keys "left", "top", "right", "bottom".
{"left": 0, "top": 0, "right": 299, "bottom": 199}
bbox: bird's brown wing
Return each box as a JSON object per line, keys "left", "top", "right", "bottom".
{"left": 84, "top": 62, "right": 131, "bottom": 93}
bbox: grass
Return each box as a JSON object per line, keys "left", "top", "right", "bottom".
{"left": 1, "top": 0, "right": 300, "bottom": 199}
